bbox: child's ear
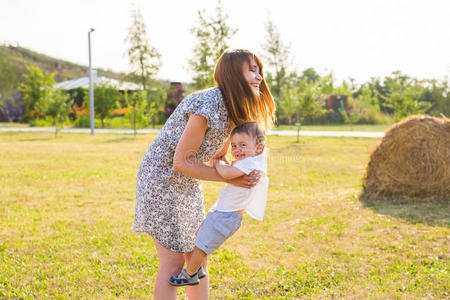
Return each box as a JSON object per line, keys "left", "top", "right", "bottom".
{"left": 256, "top": 143, "right": 264, "bottom": 154}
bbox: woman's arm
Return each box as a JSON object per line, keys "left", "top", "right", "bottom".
{"left": 173, "top": 114, "right": 227, "bottom": 182}
{"left": 215, "top": 164, "right": 245, "bottom": 180}
{"left": 173, "top": 114, "right": 261, "bottom": 187}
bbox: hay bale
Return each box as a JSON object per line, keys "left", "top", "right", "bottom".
{"left": 363, "top": 115, "right": 450, "bottom": 199}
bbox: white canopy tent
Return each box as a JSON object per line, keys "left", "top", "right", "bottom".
{"left": 54, "top": 76, "right": 141, "bottom": 91}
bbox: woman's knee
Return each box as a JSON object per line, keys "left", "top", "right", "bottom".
{"left": 153, "top": 239, "right": 185, "bottom": 272}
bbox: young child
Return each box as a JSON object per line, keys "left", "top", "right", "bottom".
{"left": 169, "top": 121, "right": 269, "bottom": 286}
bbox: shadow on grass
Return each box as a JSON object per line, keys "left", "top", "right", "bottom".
{"left": 103, "top": 136, "right": 136, "bottom": 143}
{"left": 19, "top": 137, "right": 53, "bottom": 142}
{"left": 359, "top": 192, "right": 449, "bottom": 227}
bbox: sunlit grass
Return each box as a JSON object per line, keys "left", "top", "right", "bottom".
{"left": 0, "top": 132, "right": 448, "bottom": 299}
{"left": 0, "top": 122, "right": 29, "bottom": 128}
{"left": 273, "top": 124, "right": 392, "bottom": 132}
{"left": 1, "top": 122, "right": 391, "bottom": 132}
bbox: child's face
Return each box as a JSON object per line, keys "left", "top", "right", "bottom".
{"left": 231, "top": 132, "right": 264, "bottom": 160}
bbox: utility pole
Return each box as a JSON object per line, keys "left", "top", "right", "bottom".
{"left": 88, "top": 28, "right": 95, "bottom": 135}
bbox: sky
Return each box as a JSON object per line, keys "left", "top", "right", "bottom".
{"left": 1, "top": 0, "right": 449, "bottom": 84}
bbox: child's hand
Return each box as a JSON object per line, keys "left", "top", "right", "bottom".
{"left": 214, "top": 160, "right": 227, "bottom": 167}
{"left": 210, "top": 157, "right": 227, "bottom": 167}
{"left": 221, "top": 155, "right": 231, "bottom": 166}
{"left": 214, "top": 155, "right": 230, "bottom": 167}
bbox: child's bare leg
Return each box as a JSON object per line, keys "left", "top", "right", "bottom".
{"left": 186, "top": 246, "right": 207, "bottom": 275}
{"left": 184, "top": 251, "right": 208, "bottom": 300}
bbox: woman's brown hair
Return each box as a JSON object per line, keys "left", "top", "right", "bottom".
{"left": 214, "top": 49, "right": 275, "bottom": 130}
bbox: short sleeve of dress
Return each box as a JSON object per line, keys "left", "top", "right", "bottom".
{"left": 184, "top": 88, "right": 224, "bottom": 129}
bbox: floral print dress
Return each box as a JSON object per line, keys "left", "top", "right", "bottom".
{"left": 133, "top": 87, "right": 231, "bottom": 252}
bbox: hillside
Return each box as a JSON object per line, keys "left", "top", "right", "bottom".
{"left": 0, "top": 44, "right": 123, "bottom": 83}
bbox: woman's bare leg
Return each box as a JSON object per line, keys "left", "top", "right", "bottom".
{"left": 184, "top": 251, "right": 209, "bottom": 300}
{"left": 153, "top": 239, "right": 185, "bottom": 300}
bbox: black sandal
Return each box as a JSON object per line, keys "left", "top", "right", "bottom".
{"left": 169, "top": 269, "right": 200, "bottom": 286}
{"left": 198, "top": 266, "right": 207, "bottom": 279}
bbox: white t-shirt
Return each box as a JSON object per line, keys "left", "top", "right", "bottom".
{"left": 210, "top": 154, "right": 269, "bottom": 221}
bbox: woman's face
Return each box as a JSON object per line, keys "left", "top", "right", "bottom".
{"left": 242, "top": 57, "right": 263, "bottom": 95}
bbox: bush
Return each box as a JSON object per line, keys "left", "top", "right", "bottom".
{"left": 349, "top": 97, "right": 394, "bottom": 124}
{"left": 298, "top": 99, "right": 394, "bottom": 125}
{"left": 73, "top": 115, "right": 164, "bottom": 129}
{"left": 30, "top": 117, "right": 72, "bottom": 128}
{"left": 73, "top": 115, "right": 90, "bottom": 128}
{"left": 104, "top": 116, "right": 133, "bottom": 129}
{"left": 29, "top": 119, "right": 53, "bottom": 127}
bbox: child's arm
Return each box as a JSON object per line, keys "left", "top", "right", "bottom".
{"left": 215, "top": 162, "right": 246, "bottom": 180}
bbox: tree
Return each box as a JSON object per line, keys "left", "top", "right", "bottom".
{"left": 296, "top": 78, "right": 327, "bottom": 125}
{"left": 46, "top": 89, "right": 70, "bottom": 137}
{"left": 126, "top": 90, "right": 147, "bottom": 136}
{"left": 419, "top": 79, "right": 450, "bottom": 117}
{"left": 89, "top": 84, "right": 120, "bottom": 128}
{"left": 0, "top": 50, "right": 17, "bottom": 122}
{"left": 357, "top": 85, "right": 380, "bottom": 111}
{"left": 279, "top": 72, "right": 300, "bottom": 125}
{"left": 319, "top": 73, "right": 335, "bottom": 95}
{"left": 189, "top": 0, "right": 237, "bottom": 90}
{"left": 146, "top": 80, "right": 166, "bottom": 128}
{"left": 383, "top": 71, "right": 431, "bottom": 120}
{"left": 125, "top": 5, "right": 161, "bottom": 90}
{"left": 334, "top": 80, "right": 361, "bottom": 128}
{"left": 363, "top": 77, "right": 389, "bottom": 113}
{"left": 261, "top": 17, "right": 292, "bottom": 123}
{"left": 300, "top": 68, "right": 320, "bottom": 83}
{"left": 19, "top": 65, "right": 55, "bottom": 121}
{"left": 338, "top": 97, "right": 360, "bottom": 130}
{"left": 333, "top": 80, "right": 352, "bottom": 97}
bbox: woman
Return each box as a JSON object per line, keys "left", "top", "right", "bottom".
{"left": 133, "top": 49, "right": 275, "bottom": 299}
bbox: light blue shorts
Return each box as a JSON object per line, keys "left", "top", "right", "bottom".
{"left": 195, "top": 210, "right": 243, "bottom": 255}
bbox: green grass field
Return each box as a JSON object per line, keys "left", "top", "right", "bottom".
{"left": 0, "top": 122, "right": 30, "bottom": 128}
{"left": 1, "top": 122, "right": 391, "bottom": 132}
{"left": 272, "top": 124, "right": 392, "bottom": 132}
{"left": 0, "top": 132, "right": 448, "bottom": 299}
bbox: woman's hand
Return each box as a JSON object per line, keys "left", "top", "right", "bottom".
{"left": 226, "top": 170, "right": 261, "bottom": 189}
